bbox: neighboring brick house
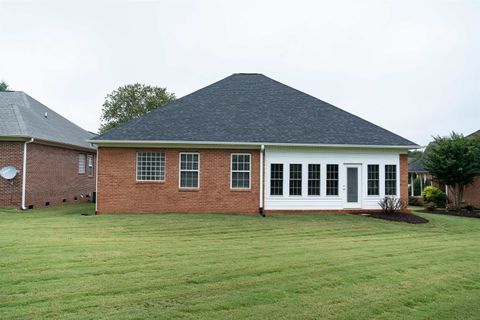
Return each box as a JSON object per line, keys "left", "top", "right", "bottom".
{"left": 463, "top": 130, "right": 480, "bottom": 208}
{"left": 0, "top": 91, "right": 96, "bottom": 209}
{"left": 90, "top": 73, "right": 418, "bottom": 214}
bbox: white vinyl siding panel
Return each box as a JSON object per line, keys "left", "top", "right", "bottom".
{"left": 264, "top": 146, "right": 402, "bottom": 210}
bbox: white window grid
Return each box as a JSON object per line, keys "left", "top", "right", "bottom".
{"left": 78, "top": 154, "right": 86, "bottom": 174}
{"left": 231, "top": 153, "right": 251, "bottom": 189}
{"left": 136, "top": 152, "right": 165, "bottom": 181}
{"left": 179, "top": 152, "right": 200, "bottom": 188}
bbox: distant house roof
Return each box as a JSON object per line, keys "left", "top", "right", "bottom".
{"left": 408, "top": 156, "right": 428, "bottom": 173}
{"left": 0, "top": 91, "right": 95, "bottom": 149}
{"left": 92, "top": 73, "right": 418, "bottom": 148}
{"left": 467, "top": 129, "right": 480, "bottom": 138}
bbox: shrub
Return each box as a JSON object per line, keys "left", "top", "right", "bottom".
{"left": 409, "top": 196, "right": 422, "bottom": 206}
{"left": 446, "top": 203, "right": 457, "bottom": 211}
{"left": 463, "top": 203, "right": 475, "bottom": 212}
{"left": 378, "top": 197, "right": 407, "bottom": 214}
{"left": 422, "top": 186, "right": 447, "bottom": 207}
{"left": 425, "top": 202, "right": 436, "bottom": 211}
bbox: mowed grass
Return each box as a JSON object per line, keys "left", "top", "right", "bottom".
{"left": 0, "top": 204, "right": 479, "bottom": 319}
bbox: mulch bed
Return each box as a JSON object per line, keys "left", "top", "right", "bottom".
{"left": 352, "top": 212, "right": 429, "bottom": 224}
{"left": 417, "top": 209, "right": 480, "bottom": 218}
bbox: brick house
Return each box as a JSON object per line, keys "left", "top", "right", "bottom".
{"left": 462, "top": 129, "right": 480, "bottom": 208}
{"left": 0, "top": 91, "right": 96, "bottom": 209}
{"left": 90, "top": 74, "right": 418, "bottom": 214}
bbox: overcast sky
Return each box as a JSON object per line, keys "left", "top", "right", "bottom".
{"left": 1, "top": 1, "right": 479, "bottom": 145}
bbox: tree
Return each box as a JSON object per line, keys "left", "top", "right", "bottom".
{"left": 0, "top": 80, "right": 9, "bottom": 91}
{"left": 99, "top": 83, "right": 175, "bottom": 133}
{"left": 423, "top": 132, "right": 480, "bottom": 209}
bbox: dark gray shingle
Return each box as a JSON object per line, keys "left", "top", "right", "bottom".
{"left": 93, "top": 74, "right": 417, "bottom": 146}
{"left": 0, "top": 91, "right": 95, "bottom": 149}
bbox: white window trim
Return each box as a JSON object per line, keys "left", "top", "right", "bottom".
{"left": 178, "top": 152, "right": 200, "bottom": 189}
{"left": 288, "top": 163, "right": 302, "bottom": 197}
{"left": 325, "top": 163, "right": 340, "bottom": 197}
{"left": 307, "top": 163, "right": 321, "bottom": 197}
{"left": 87, "top": 154, "right": 94, "bottom": 177}
{"left": 385, "top": 164, "right": 398, "bottom": 196}
{"left": 269, "top": 163, "right": 284, "bottom": 196}
{"left": 136, "top": 151, "right": 166, "bottom": 182}
{"left": 230, "top": 153, "right": 251, "bottom": 190}
{"left": 78, "top": 154, "right": 86, "bottom": 174}
{"left": 366, "top": 164, "right": 380, "bottom": 197}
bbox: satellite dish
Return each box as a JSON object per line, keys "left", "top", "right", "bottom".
{"left": 0, "top": 166, "right": 18, "bottom": 180}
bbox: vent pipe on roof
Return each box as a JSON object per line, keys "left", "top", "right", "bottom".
{"left": 44, "top": 112, "right": 48, "bottom": 118}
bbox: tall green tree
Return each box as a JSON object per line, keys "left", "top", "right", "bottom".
{"left": 423, "top": 132, "right": 480, "bottom": 209}
{"left": 99, "top": 83, "right": 175, "bottom": 133}
{"left": 0, "top": 80, "right": 9, "bottom": 91}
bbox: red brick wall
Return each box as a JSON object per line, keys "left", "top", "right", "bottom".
{"left": 400, "top": 153, "right": 408, "bottom": 203}
{"left": 463, "top": 177, "right": 480, "bottom": 209}
{"left": 97, "top": 147, "right": 260, "bottom": 214}
{"left": 25, "top": 143, "right": 96, "bottom": 208}
{"left": 0, "top": 142, "right": 23, "bottom": 207}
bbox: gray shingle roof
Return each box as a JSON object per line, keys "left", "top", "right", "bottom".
{"left": 0, "top": 91, "right": 95, "bottom": 149}
{"left": 408, "top": 156, "right": 427, "bottom": 173}
{"left": 93, "top": 74, "right": 417, "bottom": 147}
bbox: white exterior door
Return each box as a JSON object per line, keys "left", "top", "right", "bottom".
{"left": 344, "top": 164, "right": 362, "bottom": 209}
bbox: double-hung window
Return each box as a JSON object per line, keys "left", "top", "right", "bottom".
{"left": 367, "top": 164, "right": 380, "bottom": 196}
{"left": 270, "top": 164, "right": 283, "bottom": 195}
{"left": 136, "top": 152, "right": 165, "bottom": 181}
{"left": 179, "top": 152, "right": 200, "bottom": 188}
{"left": 231, "top": 154, "right": 251, "bottom": 189}
{"left": 308, "top": 164, "right": 321, "bottom": 196}
{"left": 385, "top": 165, "right": 397, "bottom": 195}
{"left": 289, "top": 164, "right": 302, "bottom": 196}
{"left": 78, "top": 154, "right": 86, "bottom": 174}
{"left": 326, "top": 164, "right": 339, "bottom": 196}
{"left": 87, "top": 155, "right": 94, "bottom": 177}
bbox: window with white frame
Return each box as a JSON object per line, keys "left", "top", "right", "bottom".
{"left": 78, "top": 154, "right": 86, "bottom": 174}
{"left": 270, "top": 164, "right": 283, "bottom": 195}
{"left": 367, "top": 164, "right": 380, "bottom": 196}
{"left": 289, "top": 164, "right": 302, "bottom": 196}
{"left": 87, "top": 155, "right": 94, "bottom": 177}
{"left": 385, "top": 165, "right": 397, "bottom": 195}
{"left": 136, "top": 152, "right": 165, "bottom": 181}
{"left": 231, "top": 154, "right": 251, "bottom": 189}
{"left": 308, "top": 164, "right": 321, "bottom": 196}
{"left": 326, "top": 164, "right": 339, "bottom": 196}
{"left": 179, "top": 152, "right": 199, "bottom": 188}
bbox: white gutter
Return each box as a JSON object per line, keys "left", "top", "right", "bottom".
{"left": 87, "top": 139, "right": 420, "bottom": 150}
{"left": 259, "top": 145, "right": 265, "bottom": 215}
{"left": 21, "top": 138, "right": 34, "bottom": 210}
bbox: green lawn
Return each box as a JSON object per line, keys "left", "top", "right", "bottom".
{"left": 1, "top": 205, "right": 479, "bottom": 319}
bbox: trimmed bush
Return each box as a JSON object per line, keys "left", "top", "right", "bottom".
{"left": 422, "top": 186, "right": 447, "bottom": 207}
{"left": 409, "top": 196, "right": 422, "bottom": 206}
{"left": 425, "top": 202, "right": 437, "bottom": 211}
{"left": 378, "top": 197, "right": 407, "bottom": 214}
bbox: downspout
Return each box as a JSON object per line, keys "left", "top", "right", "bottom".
{"left": 21, "top": 138, "right": 34, "bottom": 210}
{"left": 259, "top": 145, "right": 265, "bottom": 216}
{"left": 95, "top": 147, "right": 99, "bottom": 214}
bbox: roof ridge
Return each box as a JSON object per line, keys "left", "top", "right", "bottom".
{"left": 11, "top": 103, "right": 27, "bottom": 134}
